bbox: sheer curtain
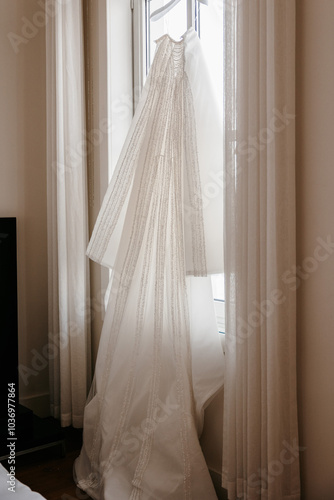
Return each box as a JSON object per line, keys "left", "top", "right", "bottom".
{"left": 222, "top": 1, "right": 300, "bottom": 499}
{"left": 46, "top": 0, "right": 91, "bottom": 428}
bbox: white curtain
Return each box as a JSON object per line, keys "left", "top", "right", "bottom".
{"left": 46, "top": 0, "right": 91, "bottom": 428}
{"left": 222, "top": 1, "right": 300, "bottom": 499}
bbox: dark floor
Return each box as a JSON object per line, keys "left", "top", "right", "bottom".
{"left": 2, "top": 424, "right": 92, "bottom": 500}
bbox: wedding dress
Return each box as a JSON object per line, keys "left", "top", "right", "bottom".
{"left": 74, "top": 27, "right": 224, "bottom": 500}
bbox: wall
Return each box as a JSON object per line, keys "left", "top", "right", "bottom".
{"left": 296, "top": 1, "right": 334, "bottom": 498}
{"left": 0, "top": 0, "right": 49, "bottom": 415}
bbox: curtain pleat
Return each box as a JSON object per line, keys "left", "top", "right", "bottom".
{"left": 46, "top": 0, "right": 91, "bottom": 428}
{"left": 222, "top": 1, "right": 300, "bottom": 498}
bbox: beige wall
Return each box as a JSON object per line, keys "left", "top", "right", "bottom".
{"left": 296, "top": 0, "right": 334, "bottom": 498}
{"left": 0, "top": 0, "right": 49, "bottom": 415}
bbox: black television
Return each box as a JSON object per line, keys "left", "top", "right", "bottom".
{"left": 0, "top": 218, "right": 19, "bottom": 426}
{"left": 0, "top": 218, "right": 66, "bottom": 458}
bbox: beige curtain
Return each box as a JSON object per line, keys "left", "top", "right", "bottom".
{"left": 222, "top": 1, "right": 300, "bottom": 499}
{"left": 46, "top": 0, "right": 91, "bottom": 428}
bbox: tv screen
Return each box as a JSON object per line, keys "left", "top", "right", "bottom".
{"left": 0, "top": 218, "right": 18, "bottom": 425}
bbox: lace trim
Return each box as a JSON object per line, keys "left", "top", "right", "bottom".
{"left": 183, "top": 72, "right": 207, "bottom": 276}
{"left": 77, "top": 473, "right": 100, "bottom": 490}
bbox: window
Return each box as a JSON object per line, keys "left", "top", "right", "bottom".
{"left": 132, "top": 0, "right": 223, "bottom": 109}
{"left": 132, "top": 0, "right": 198, "bottom": 94}
{"left": 146, "top": 0, "right": 199, "bottom": 67}
{"left": 132, "top": 0, "right": 225, "bottom": 336}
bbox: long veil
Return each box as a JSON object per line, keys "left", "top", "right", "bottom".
{"left": 74, "top": 28, "right": 224, "bottom": 500}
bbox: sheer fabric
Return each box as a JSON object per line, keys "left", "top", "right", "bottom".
{"left": 46, "top": 0, "right": 91, "bottom": 427}
{"left": 222, "top": 1, "right": 300, "bottom": 499}
{"left": 74, "top": 28, "right": 224, "bottom": 499}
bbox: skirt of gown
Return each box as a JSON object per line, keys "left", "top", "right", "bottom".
{"left": 74, "top": 28, "right": 225, "bottom": 500}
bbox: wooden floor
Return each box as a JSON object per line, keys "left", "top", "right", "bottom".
{"left": 2, "top": 426, "right": 92, "bottom": 500}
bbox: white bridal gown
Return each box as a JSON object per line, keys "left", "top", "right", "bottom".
{"left": 74, "top": 28, "right": 224, "bottom": 500}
